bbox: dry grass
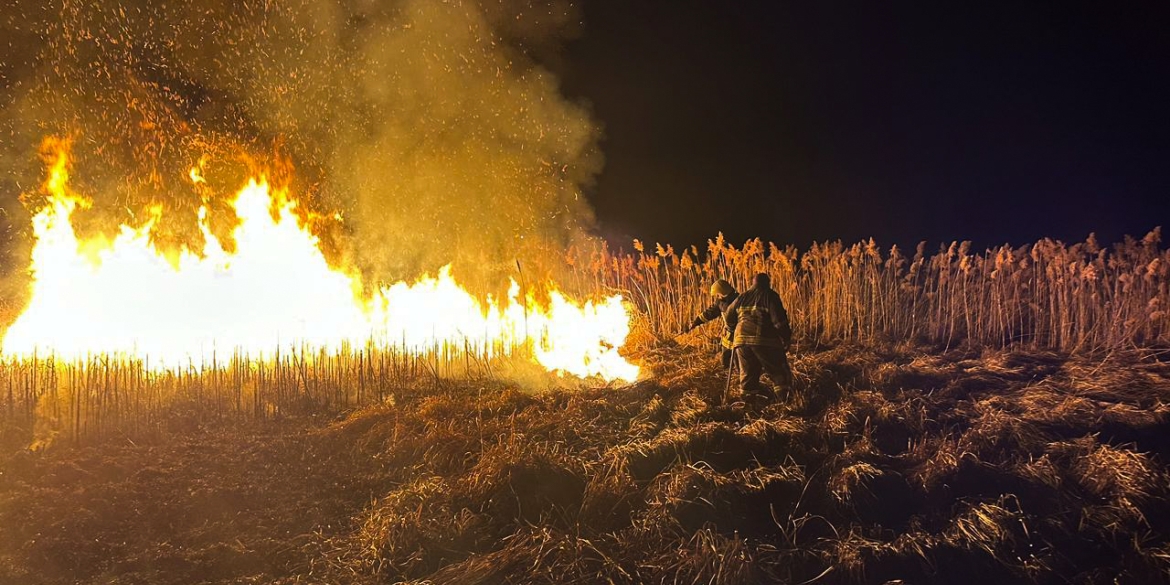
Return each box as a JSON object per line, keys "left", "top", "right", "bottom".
{"left": 588, "top": 230, "right": 1170, "bottom": 353}
{"left": 3, "top": 230, "right": 1168, "bottom": 449}
{"left": 4, "top": 343, "right": 1170, "bottom": 584}
{"left": 1, "top": 229, "right": 1169, "bottom": 584}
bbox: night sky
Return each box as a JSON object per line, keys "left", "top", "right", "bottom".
{"left": 560, "top": 1, "right": 1170, "bottom": 252}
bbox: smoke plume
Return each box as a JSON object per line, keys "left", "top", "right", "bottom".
{"left": 0, "top": 0, "right": 601, "bottom": 303}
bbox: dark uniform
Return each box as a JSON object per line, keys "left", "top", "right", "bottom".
{"left": 686, "top": 291, "right": 739, "bottom": 368}
{"left": 724, "top": 273, "right": 793, "bottom": 399}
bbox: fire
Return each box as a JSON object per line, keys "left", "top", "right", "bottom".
{"left": 1, "top": 139, "right": 640, "bottom": 383}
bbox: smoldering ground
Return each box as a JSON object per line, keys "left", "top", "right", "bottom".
{"left": 0, "top": 0, "right": 601, "bottom": 307}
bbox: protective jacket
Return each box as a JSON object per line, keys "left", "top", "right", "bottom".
{"left": 691, "top": 293, "right": 738, "bottom": 348}
{"left": 724, "top": 275, "right": 792, "bottom": 348}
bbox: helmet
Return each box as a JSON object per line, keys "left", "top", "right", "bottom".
{"left": 709, "top": 279, "right": 735, "bottom": 297}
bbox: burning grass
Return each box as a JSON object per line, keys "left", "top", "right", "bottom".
{"left": 3, "top": 342, "right": 1170, "bottom": 584}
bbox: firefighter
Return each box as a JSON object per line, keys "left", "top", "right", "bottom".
{"left": 724, "top": 272, "right": 793, "bottom": 400}
{"left": 683, "top": 279, "right": 739, "bottom": 368}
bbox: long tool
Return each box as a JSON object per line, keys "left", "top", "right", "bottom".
{"left": 723, "top": 350, "right": 737, "bottom": 405}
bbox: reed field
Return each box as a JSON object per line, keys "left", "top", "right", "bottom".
{"left": 0, "top": 342, "right": 535, "bottom": 449}
{"left": 1, "top": 230, "right": 1169, "bottom": 584}
{"left": 583, "top": 228, "right": 1170, "bottom": 351}
{"left": 2, "top": 229, "right": 1167, "bottom": 446}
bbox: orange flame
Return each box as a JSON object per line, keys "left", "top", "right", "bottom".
{"left": 2, "top": 139, "right": 639, "bottom": 383}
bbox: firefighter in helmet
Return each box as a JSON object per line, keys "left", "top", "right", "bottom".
{"left": 724, "top": 273, "right": 793, "bottom": 400}
{"left": 683, "top": 279, "right": 739, "bottom": 368}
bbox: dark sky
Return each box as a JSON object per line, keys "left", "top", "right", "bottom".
{"left": 560, "top": 1, "right": 1170, "bottom": 252}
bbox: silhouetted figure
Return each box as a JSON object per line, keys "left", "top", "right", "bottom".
{"left": 684, "top": 279, "right": 739, "bottom": 368}
{"left": 724, "top": 273, "right": 793, "bottom": 400}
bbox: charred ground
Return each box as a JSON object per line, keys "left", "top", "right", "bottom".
{"left": 3, "top": 342, "right": 1170, "bottom": 584}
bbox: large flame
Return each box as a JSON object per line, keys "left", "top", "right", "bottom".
{"left": 1, "top": 139, "right": 639, "bottom": 383}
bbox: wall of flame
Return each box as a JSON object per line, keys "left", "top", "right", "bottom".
{"left": 1, "top": 140, "right": 639, "bottom": 383}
